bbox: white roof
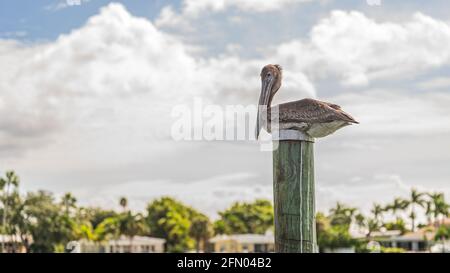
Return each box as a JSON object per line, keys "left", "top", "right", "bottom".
{"left": 0, "top": 234, "right": 16, "bottom": 243}
{"left": 210, "top": 234, "right": 274, "bottom": 244}
{"left": 0, "top": 234, "right": 32, "bottom": 243}
{"left": 108, "top": 235, "right": 165, "bottom": 246}
{"left": 81, "top": 235, "right": 165, "bottom": 246}
{"left": 351, "top": 230, "right": 402, "bottom": 239}
{"left": 390, "top": 231, "right": 431, "bottom": 242}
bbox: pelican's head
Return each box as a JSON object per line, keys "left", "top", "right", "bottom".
{"left": 256, "top": 64, "right": 282, "bottom": 139}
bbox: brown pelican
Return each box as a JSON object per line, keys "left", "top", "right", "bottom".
{"left": 256, "top": 64, "right": 358, "bottom": 139}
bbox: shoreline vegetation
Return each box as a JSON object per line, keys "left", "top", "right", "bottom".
{"left": 0, "top": 170, "right": 449, "bottom": 253}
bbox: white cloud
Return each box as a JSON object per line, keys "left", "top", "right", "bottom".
{"left": 0, "top": 3, "right": 314, "bottom": 158}
{"left": 93, "top": 172, "right": 268, "bottom": 217}
{"left": 273, "top": 11, "right": 450, "bottom": 86}
{"left": 316, "top": 173, "right": 411, "bottom": 214}
{"left": 331, "top": 89, "right": 450, "bottom": 135}
{"left": 45, "top": 0, "right": 92, "bottom": 11}
{"left": 158, "top": 9, "right": 450, "bottom": 87}
{"left": 155, "top": 6, "right": 193, "bottom": 31}
{"left": 155, "top": 0, "right": 317, "bottom": 28}
{"left": 182, "top": 0, "right": 315, "bottom": 14}
{"left": 418, "top": 76, "right": 450, "bottom": 90}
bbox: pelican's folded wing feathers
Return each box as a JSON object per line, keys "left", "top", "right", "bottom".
{"left": 275, "top": 98, "right": 358, "bottom": 124}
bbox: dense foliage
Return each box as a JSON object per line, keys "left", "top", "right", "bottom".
{"left": 213, "top": 199, "right": 274, "bottom": 235}
{"left": 146, "top": 197, "right": 212, "bottom": 252}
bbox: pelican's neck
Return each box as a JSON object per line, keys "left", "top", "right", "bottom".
{"left": 256, "top": 81, "right": 279, "bottom": 138}
{"left": 267, "top": 95, "right": 274, "bottom": 109}
{"left": 262, "top": 94, "right": 274, "bottom": 132}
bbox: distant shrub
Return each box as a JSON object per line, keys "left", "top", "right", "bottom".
{"left": 380, "top": 247, "right": 405, "bottom": 253}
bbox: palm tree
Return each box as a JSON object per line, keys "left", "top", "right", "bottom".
{"left": 428, "top": 192, "right": 448, "bottom": 227}
{"left": 119, "top": 212, "right": 148, "bottom": 252}
{"left": 347, "top": 207, "right": 358, "bottom": 219}
{"left": 354, "top": 213, "right": 366, "bottom": 234}
{"left": 387, "top": 197, "right": 408, "bottom": 221}
{"left": 190, "top": 215, "right": 212, "bottom": 252}
{"left": 408, "top": 189, "right": 425, "bottom": 231}
{"left": 408, "top": 211, "right": 417, "bottom": 232}
{"left": 119, "top": 197, "right": 128, "bottom": 212}
{"left": 427, "top": 193, "right": 449, "bottom": 248}
{"left": 94, "top": 217, "right": 121, "bottom": 252}
{"left": 354, "top": 213, "right": 365, "bottom": 228}
{"left": 0, "top": 171, "right": 20, "bottom": 253}
{"left": 329, "top": 202, "right": 346, "bottom": 215}
{"left": 366, "top": 218, "right": 380, "bottom": 238}
{"left": 329, "top": 202, "right": 357, "bottom": 227}
{"left": 371, "top": 203, "right": 384, "bottom": 223}
{"left": 424, "top": 200, "right": 434, "bottom": 225}
{"left": 61, "top": 193, "right": 77, "bottom": 215}
{"left": 434, "top": 197, "right": 449, "bottom": 225}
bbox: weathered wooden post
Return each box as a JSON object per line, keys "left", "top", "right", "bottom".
{"left": 272, "top": 130, "right": 317, "bottom": 253}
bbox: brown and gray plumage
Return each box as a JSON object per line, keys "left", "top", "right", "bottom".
{"left": 256, "top": 64, "right": 358, "bottom": 139}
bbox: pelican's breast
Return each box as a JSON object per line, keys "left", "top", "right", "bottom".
{"left": 306, "top": 121, "right": 351, "bottom": 138}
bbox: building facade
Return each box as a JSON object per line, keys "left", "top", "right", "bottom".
{"left": 208, "top": 233, "right": 275, "bottom": 253}
{"left": 79, "top": 235, "right": 165, "bottom": 253}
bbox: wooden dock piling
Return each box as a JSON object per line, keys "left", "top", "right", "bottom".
{"left": 272, "top": 130, "right": 317, "bottom": 253}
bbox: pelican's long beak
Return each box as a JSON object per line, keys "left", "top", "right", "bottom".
{"left": 255, "top": 79, "right": 273, "bottom": 140}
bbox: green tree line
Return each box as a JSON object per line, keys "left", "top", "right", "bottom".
{"left": 318, "top": 189, "right": 450, "bottom": 252}
{"left": 1, "top": 170, "right": 448, "bottom": 253}
{"left": 0, "top": 171, "right": 273, "bottom": 253}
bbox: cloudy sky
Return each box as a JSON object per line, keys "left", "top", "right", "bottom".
{"left": 1, "top": 0, "right": 450, "bottom": 218}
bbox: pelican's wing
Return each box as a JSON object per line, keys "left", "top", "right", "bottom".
{"left": 275, "top": 98, "right": 358, "bottom": 124}
{"left": 323, "top": 101, "right": 341, "bottom": 110}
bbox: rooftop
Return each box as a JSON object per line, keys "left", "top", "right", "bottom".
{"left": 210, "top": 233, "right": 274, "bottom": 244}
{"left": 81, "top": 235, "right": 165, "bottom": 246}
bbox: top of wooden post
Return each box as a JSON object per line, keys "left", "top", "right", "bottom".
{"left": 272, "top": 130, "right": 315, "bottom": 143}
